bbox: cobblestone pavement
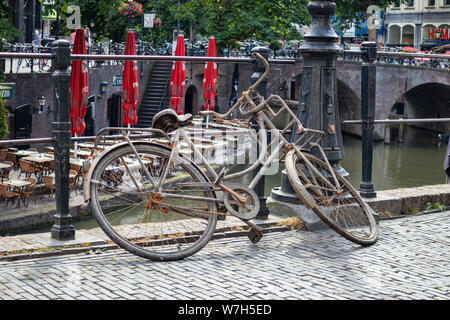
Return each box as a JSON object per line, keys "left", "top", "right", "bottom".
{"left": 0, "top": 211, "right": 449, "bottom": 300}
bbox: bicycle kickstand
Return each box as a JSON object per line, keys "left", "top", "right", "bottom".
{"left": 242, "top": 219, "right": 263, "bottom": 244}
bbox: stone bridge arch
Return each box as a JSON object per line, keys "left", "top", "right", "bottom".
{"left": 337, "top": 61, "right": 450, "bottom": 139}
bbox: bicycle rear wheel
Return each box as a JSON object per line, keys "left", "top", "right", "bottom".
{"left": 89, "top": 143, "right": 218, "bottom": 261}
{"left": 285, "top": 149, "right": 378, "bottom": 245}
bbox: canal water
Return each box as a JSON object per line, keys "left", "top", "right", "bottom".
{"left": 31, "top": 126, "right": 448, "bottom": 233}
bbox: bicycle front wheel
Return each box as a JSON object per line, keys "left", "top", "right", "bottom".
{"left": 285, "top": 150, "right": 378, "bottom": 246}
{"left": 89, "top": 143, "right": 218, "bottom": 261}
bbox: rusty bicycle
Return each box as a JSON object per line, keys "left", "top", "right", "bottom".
{"left": 84, "top": 53, "right": 378, "bottom": 261}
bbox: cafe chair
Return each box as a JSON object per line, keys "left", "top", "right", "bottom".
{"left": 69, "top": 169, "right": 78, "bottom": 196}
{"left": 0, "top": 183, "right": 21, "bottom": 208}
{"left": 0, "top": 149, "right": 8, "bottom": 161}
{"left": 27, "top": 148, "right": 38, "bottom": 152}
{"left": 0, "top": 161, "right": 13, "bottom": 182}
{"left": 6, "top": 152, "right": 19, "bottom": 170}
{"left": 81, "top": 148, "right": 93, "bottom": 160}
{"left": 22, "top": 177, "right": 37, "bottom": 207}
{"left": 70, "top": 163, "right": 83, "bottom": 187}
{"left": 18, "top": 159, "right": 41, "bottom": 179}
{"left": 42, "top": 175, "right": 56, "bottom": 199}
{"left": 43, "top": 159, "right": 54, "bottom": 175}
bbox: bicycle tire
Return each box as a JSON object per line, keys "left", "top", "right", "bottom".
{"left": 285, "top": 149, "right": 378, "bottom": 246}
{"left": 89, "top": 143, "right": 218, "bottom": 261}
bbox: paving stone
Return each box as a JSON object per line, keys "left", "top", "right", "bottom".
{"left": 0, "top": 211, "right": 449, "bottom": 299}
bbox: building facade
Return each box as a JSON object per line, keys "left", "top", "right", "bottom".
{"left": 385, "top": 0, "right": 450, "bottom": 48}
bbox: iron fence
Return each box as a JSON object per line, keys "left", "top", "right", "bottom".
{"left": 342, "top": 49, "right": 450, "bottom": 70}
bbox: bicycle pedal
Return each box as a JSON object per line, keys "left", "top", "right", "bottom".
{"left": 248, "top": 227, "right": 263, "bottom": 244}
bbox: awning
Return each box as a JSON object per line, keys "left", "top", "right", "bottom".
{"left": 42, "top": 9, "right": 57, "bottom": 21}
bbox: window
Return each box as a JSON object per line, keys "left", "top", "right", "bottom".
{"left": 393, "top": 1, "right": 400, "bottom": 8}
{"left": 407, "top": 0, "right": 414, "bottom": 7}
{"left": 428, "top": 0, "right": 435, "bottom": 6}
{"left": 445, "top": 0, "right": 450, "bottom": 6}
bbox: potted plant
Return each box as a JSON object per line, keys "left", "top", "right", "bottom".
{"left": 118, "top": 1, "right": 143, "bottom": 28}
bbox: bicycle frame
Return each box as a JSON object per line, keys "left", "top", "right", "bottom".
{"left": 156, "top": 98, "right": 340, "bottom": 201}
{"left": 86, "top": 52, "right": 341, "bottom": 213}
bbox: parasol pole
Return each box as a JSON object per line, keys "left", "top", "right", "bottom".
{"left": 74, "top": 134, "right": 78, "bottom": 158}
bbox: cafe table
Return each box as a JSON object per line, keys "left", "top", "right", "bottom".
{"left": 12, "top": 150, "right": 39, "bottom": 159}
{"left": 4, "top": 179, "right": 31, "bottom": 208}
{"left": 21, "top": 155, "right": 53, "bottom": 182}
{"left": 0, "top": 162, "right": 12, "bottom": 169}
{"left": 70, "top": 149, "right": 92, "bottom": 158}
{"left": 76, "top": 143, "right": 95, "bottom": 149}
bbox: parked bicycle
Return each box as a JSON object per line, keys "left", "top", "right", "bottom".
{"left": 84, "top": 52, "right": 378, "bottom": 261}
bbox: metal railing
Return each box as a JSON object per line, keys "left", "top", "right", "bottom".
{"left": 342, "top": 49, "right": 450, "bottom": 70}
{"left": 343, "top": 118, "right": 450, "bottom": 125}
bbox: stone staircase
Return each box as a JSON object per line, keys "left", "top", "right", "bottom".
{"left": 136, "top": 61, "right": 173, "bottom": 128}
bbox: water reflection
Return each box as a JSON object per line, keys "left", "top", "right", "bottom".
{"left": 341, "top": 127, "right": 447, "bottom": 190}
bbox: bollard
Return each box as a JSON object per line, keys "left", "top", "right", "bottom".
{"left": 50, "top": 39, "right": 75, "bottom": 240}
{"left": 251, "top": 46, "right": 270, "bottom": 219}
{"left": 359, "top": 42, "right": 377, "bottom": 198}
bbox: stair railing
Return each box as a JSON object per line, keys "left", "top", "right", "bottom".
{"left": 159, "top": 78, "right": 171, "bottom": 110}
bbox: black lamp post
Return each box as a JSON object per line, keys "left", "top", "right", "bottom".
{"left": 271, "top": 1, "right": 347, "bottom": 204}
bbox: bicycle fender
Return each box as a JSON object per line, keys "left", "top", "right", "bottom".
{"left": 83, "top": 141, "right": 173, "bottom": 203}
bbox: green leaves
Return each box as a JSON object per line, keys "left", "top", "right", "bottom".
{"left": 27, "top": 0, "right": 408, "bottom": 49}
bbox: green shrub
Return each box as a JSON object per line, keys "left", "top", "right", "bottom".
{"left": 407, "top": 206, "right": 419, "bottom": 215}
{"left": 0, "top": 96, "right": 7, "bottom": 140}
{"left": 425, "top": 202, "right": 444, "bottom": 212}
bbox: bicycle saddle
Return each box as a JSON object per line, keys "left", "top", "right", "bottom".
{"left": 152, "top": 109, "right": 193, "bottom": 133}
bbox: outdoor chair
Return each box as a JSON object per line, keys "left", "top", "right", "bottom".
{"left": 27, "top": 148, "right": 37, "bottom": 152}
{"left": 0, "top": 149, "right": 8, "bottom": 161}
{"left": 0, "top": 183, "right": 21, "bottom": 208}
{"left": 0, "top": 161, "right": 13, "bottom": 182}
{"left": 69, "top": 169, "right": 78, "bottom": 196}
{"left": 18, "top": 159, "right": 41, "bottom": 179}
{"left": 22, "top": 177, "right": 37, "bottom": 207}
{"left": 43, "top": 147, "right": 53, "bottom": 153}
{"left": 81, "top": 148, "right": 93, "bottom": 160}
{"left": 70, "top": 163, "right": 83, "bottom": 186}
{"left": 6, "top": 152, "right": 18, "bottom": 170}
{"left": 43, "top": 159, "right": 54, "bottom": 175}
{"left": 42, "top": 175, "right": 56, "bottom": 199}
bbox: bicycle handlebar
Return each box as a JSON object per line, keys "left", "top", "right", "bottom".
{"left": 199, "top": 52, "right": 270, "bottom": 119}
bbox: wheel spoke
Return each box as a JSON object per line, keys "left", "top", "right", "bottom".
{"left": 286, "top": 150, "right": 378, "bottom": 245}
{"left": 90, "top": 144, "right": 218, "bottom": 261}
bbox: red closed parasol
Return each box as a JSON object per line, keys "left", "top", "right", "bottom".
{"left": 122, "top": 31, "right": 139, "bottom": 126}
{"left": 169, "top": 35, "right": 186, "bottom": 115}
{"left": 69, "top": 28, "right": 89, "bottom": 136}
{"left": 202, "top": 36, "right": 217, "bottom": 112}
